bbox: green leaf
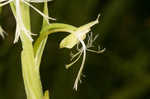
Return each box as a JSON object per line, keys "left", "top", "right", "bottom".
{"left": 34, "top": 0, "right": 50, "bottom": 69}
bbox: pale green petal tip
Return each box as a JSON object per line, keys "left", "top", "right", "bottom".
{"left": 0, "top": 26, "right": 6, "bottom": 39}
{"left": 96, "top": 14, "right": 100, "bottom": 23}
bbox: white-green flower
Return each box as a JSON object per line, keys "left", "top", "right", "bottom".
{"left": 60, "top": 14, "right": 105, "bottom": 90}
{"left": 0, "top": 0, "right": 55, "bottom": 43}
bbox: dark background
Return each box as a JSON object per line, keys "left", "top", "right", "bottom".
{"left": 0, "top": 0, "right": 150, "bottom": 99}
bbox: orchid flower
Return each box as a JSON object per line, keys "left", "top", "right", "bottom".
{"left": 0, "top": 0, "right": 55, "bottom": 43}
{"left": 60, "top": 14, "right": 105, "bottom": 90}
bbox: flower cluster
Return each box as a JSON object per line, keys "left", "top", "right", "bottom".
{"left": 1, "top": 0, "right": 104, "bottom": 91}
{"left": 0, "top": 0, "right": 54, "bottom": 43}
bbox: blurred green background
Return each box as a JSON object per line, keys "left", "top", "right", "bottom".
{"left": 0, "top": 0, "right": 150, "bottom": 99}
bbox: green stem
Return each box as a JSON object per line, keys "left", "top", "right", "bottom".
{"left": 20, "top": 2, "right": 43, "bottom": 99}
{"left": 10, "top": 2, "right": 43, "bottom": 99}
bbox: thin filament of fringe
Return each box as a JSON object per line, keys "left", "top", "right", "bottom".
{"left": 0, "top": 0, "right": 7, "bottom": 2}
{"left": 14, "top": 0, "right": 33, "bottom": 43}
{"left": 0, "top": 0, "right": 13, "bottom": 7}
{"left": 23, "top": 0, "right": 55, "bottom": 20}
{"left": 27, "top": 0, "right": 52, "bottom": 3}
{"left": 66, "top": 50, "right": 83, "bottom": 69}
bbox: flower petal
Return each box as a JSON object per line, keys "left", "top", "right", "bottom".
{"left": 0, "top": 0, "right": 13, "bottom": 7}
{"left": 0, "top": 26, "right": 6, "bottom": 39}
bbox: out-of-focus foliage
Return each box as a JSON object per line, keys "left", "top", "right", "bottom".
{"left": 0, "top": 0, "right": 150, "bottom": 99}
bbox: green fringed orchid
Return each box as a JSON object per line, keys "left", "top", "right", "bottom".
{"left": 0, "top": 0, "right": 104, "bottom": 98}
{"left": 35, "top": 14, "right": 104, "bottom": 90}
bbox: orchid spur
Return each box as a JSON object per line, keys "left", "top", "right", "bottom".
{"left": 0, "top": 0, "right": 55, "bottom": 43}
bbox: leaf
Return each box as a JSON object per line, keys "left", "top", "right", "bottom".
{"left": 34, "top": 0, "right": 50, "bottom": 69}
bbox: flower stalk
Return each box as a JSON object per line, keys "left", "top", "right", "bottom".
{"left": 10, "top": 1, "right": 44, "bottom": 99}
